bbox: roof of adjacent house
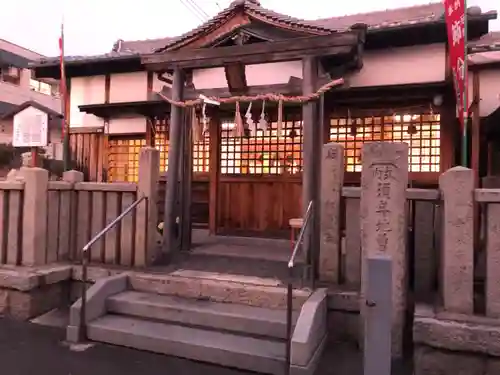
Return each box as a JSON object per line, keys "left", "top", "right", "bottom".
{"left": 32, "top": 1, "right": 497, "bottom": 67}
{"left": 468, "top": 31, "right": 500, "bottom": 65}
{"left": 0, "top": 101, "right": 62, "bottom": 120}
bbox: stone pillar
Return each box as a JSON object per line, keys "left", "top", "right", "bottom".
{"left": 135, "top": 147, "right": 160, "bottom": 267}
{"left": 360, "top": 142, "right": 408, "bottom": 358}
{"left": 439, "top": 167, "right": 474, "bottom": 314}
{"left": 21, "top": 167, "right": 49, "bottom": 266}
{"left": 319, "top": 143, "right": 344, "bottom": 283}
{"left": 63, "top": 170, "right": 84, "bottom": 261}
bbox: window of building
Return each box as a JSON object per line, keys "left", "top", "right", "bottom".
{"left": 154, "top": 117, "right": 210, "bottom": 174}
{"left": 108, "top": 137, "right": 146, "bottom": 182}
{"left": 0, "top": 65, "right": 21, "bottom": 85}
{"left": 193, "top": 132, "right": 210, "bottom": 173}
{"left": 154, "top": 118, "right": 169, "bottom": 173}
{"left": 220, "top": 112, "right": 303, "bottom": 175}
{"left": 329, "top": 112, "right": 440, "bottom": 172}
{"left": 29, "top": 78, "right": 53, "bottom": 96}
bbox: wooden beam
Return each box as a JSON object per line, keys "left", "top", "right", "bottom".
{"left": 142, "top": 31, "right": 361, "bottom": 70}
{"left": 163, "top": 68, "right": 185, "bottom": 254}
{"left": 224, "top": 63, "right": 248, "bottom": 94}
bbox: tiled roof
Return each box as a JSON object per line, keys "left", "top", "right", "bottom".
{"left": 468, "top": 31, "right": 500, "bottom": 65}
{"left": 469, "top": 31, "right": 500, "bottom": 49}
{"left": 112, "top": 37, "right": 173, "bottom": 54}
{"left": 33, "top": 1, "right": 497, "bottom": 67}
{"left": 31, "top": 50, "right": 140, "bottom": 67}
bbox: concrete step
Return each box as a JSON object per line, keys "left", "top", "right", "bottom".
{"left": 88, "top": 314, "right": 286, "bottom": 375}
{"left": 107, "top": 291, "right": 298, "bottom": 339}
{"left": 129, "top": 271, "right": 312, "bottom": 310}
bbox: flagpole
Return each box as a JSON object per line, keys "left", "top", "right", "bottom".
{"left": 59, "top": 19, "right": 71, "bottom": 171}
{"left": 461, "top": 0, "right": 468, "bottom": 167}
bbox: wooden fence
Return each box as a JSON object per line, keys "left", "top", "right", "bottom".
{"left": 69, "top": 130, "right": 107, "bottom": 182}
{"left": 0, "top": 181, "right": 24, "bottom": 265}
{"left": 338, "top": 186, "right": 441, "bottom": 298}
{"left": 0, "top": 147, "right": 160, "bottom": 268}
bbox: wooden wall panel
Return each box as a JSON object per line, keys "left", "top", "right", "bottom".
{"left": 157, "top": 174, "right": 209, "bottom": 227}
{"left": 69, "top": 129, "right": 106, "bottom": 181}
{"left": 217, "top": 177, "right": 302, "bottom": 238}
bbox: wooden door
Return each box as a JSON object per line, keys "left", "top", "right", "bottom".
{"left": 216, "top": 113, "right": 303, "bottom": 238}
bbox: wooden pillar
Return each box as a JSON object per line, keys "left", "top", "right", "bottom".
{"left": 471, "top": 71, "right": 481, "bottom": 183}
{"left": 163, "top": 67, "right": 185, "bottom": 254}
{"left": 208, "top": 110, "right": 221, "bottom": 235}
{"left": 302, "top": 57, "right": 319, "bottom": 282}
{"left": 179, "top": 108, "right": 193, "bottom": 251}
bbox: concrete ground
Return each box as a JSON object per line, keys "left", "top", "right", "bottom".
{"left": 0, "top": 317, "right": 412, "bottom": 375}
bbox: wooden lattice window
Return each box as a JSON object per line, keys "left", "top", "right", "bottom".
{"left": 193, "top": 132, "right": 210, "bottom": 172}
{"left": 154, "top": 118, "right": 169, "bottom": 173}
{"left": 330, "top": 112, "right": 440, "bottom": 173}
{"left": 154, "top": 117, "right": 210, "bottom": 173}
{"left": 220, "top": 112, "right": 303, "bottom": 175}
{"left": 108, "top": 137, "right": 146, "bottom": 182}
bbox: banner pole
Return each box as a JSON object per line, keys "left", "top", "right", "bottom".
{"left": 461, "top": 0, "right": 468, "bottom": 167}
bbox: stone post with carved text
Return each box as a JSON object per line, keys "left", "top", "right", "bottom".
{"left": 360, "top": 142, "right": 408, "bottom": 358}
{"left": 319, "top": 143, "right": 344, "bottom": 282}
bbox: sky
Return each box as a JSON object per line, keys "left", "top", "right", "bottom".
{"left": 1, "top": 0, "right": 499, "bottom": 57}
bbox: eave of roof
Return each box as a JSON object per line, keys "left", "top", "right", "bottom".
{"left": 0, "top": 100, "right": 62, "bottom": 120}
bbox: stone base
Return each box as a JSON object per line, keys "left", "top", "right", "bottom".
{"left": 0, "top": 265, "right": 72, "bottom": 320}
{"left": 0, "top": 283, "right": 69, "bottom": 320}
{"left": 326, "top": 289, "right": 360, "bottom": 344}
{"left": 415, "top": 345, "right": 500, "bottom": 375}
{"left": 414, "top": 304, "right": 500, "bottom": 375}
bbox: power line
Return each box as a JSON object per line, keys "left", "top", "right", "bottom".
{"left": 179, "top": 0, "right": 210, "bottom": 22}
{"left": 186, "top": 0, "right": 211, "bottom": 19}
{"left": 179, "top": 0, "right": 207, "bottom": 22}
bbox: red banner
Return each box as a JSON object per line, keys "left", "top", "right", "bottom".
{"left": 444, "top": 0, "right": 467, "bottom": 127}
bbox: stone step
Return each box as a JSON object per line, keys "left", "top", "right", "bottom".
{"left": 88, "top": 314, "right": 286, "bottom": 375}
{"left": 107, "top": 291, "right": 299, "bottom": 339}
{"left": 129, "top": 271, "right": 312, "bottom": 310}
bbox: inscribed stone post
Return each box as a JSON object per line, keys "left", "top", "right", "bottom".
{"left": 135, "top": 147, "right": 160, "bottom": 267}
{"left": 360, "top": 142, "right": 408, "bottom": 358}
{"left": 319, "top": 143, "right": 344, "bottom": 283}
{"left": 21, "top": 167, "right": 49, "bottom": 266}
{"left": 439, "top": 167, "right": 474, "bottom": 314}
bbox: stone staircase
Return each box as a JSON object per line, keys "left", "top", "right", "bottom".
{"left": 66, "top": 271, "right": 328, "bottom": 375}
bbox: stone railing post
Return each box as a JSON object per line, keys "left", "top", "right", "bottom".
{"left": 439, "top": 167, "right": 474, "bottom": 314}
{"left": 360, "top": 142, "right": 408, "bottom": 358}
{"left": 319, "top": 143, "right": 344, "bottom": 283}
{"left": 21, "top": 167, "right": 49, "bottom": 266}
{"left": 63, "top": 170, "right": 84, "bottom": 261}
{"left": 135, "top": 147, "right": 160, "bottom": 267}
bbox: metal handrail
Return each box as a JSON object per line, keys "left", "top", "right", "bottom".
{"left": 284, "top": 200, "right": 313, "bottom": 375}
{"left": 78, "top": 194, "right": 147, "bottom": 342}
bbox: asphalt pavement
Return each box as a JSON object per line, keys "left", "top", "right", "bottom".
{"left": 0, "top": 317, "right": 410, "bottom": 375}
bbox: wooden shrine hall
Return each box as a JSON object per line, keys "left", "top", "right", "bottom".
{"left": 31, "top": 1, "right": 498, "bottom": 248}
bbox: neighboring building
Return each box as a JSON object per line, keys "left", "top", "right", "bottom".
{"left": 468, "top": 31, "right": 500, "bottom": 177}
{"left": 0, "top": 39, "right": 62, "bottom": 157}
{"left": 32, "top": 1, "right": 499, "bottom": 237}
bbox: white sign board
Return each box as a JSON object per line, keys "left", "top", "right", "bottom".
{"left": 12, "top": 106, "right": 48, "bottom": 147}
